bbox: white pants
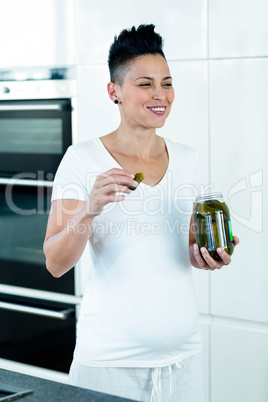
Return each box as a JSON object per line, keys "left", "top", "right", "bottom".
{"left": 69, "top": 352, "right": 204, "bottom": 402}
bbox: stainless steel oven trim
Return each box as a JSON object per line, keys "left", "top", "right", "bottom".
{"left": 0, "top": 301, "right": 74, "bottom": 320}
{"left": 0, "top": 104, "right": 62, "bottom": 111}
{"left": 0, "top": 178, "right": 54, "bottom": 187}
{"left": 0, "top": 284, "right": 82, "bottom": 305}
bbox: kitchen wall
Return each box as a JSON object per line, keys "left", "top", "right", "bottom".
{"left": 0, "top": 0, "right": 267, "bottom": 400}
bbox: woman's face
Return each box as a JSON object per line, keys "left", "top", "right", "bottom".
{"left": 116, "top": 54, "right": 175, "bottom": 130}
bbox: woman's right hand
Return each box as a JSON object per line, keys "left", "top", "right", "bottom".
{"left": 85, "top": 168, "right": 138, "bottom": 217}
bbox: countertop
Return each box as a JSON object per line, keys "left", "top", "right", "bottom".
{"left": 0, "top": 368, "right": 137, "bottom": 401}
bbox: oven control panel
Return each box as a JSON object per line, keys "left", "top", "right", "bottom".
{"left": 0, "top": 79, "right": 76, "bottom": 100}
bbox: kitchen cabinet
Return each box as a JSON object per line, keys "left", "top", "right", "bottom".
{"left": 209, "top": 0, "right": 268, "bottom": 58}
{"left": 75, "top": 0, "right": 207, "bottom": 65}
{"left": 0, "top": 0, "right": 75, "bottom": 68}
{"left": 210, "top": 58, "right": 268, "bottom": 323}
{"left": 211, "top": 323, "right": 268, "bottom": 402}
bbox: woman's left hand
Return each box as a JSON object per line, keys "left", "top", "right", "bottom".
{"left": 191, "top": 236, "right": 240, "bottom": 270}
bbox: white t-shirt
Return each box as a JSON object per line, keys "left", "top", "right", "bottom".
{"left": 52, "top": 137, "right": 203, "bottom": 367}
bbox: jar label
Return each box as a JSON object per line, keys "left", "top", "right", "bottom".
{"left": 228, "top": 220, "right": 233, "bottom": 242}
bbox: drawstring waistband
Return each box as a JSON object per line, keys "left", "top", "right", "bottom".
{"left": 150, "top": 367, "right": 162, "bottom": 402}
{"left": 150, "top": 361, "right": 184, "bottom": 402}
{"left": 168, "top": 362, "right": 184, "bottom": 396}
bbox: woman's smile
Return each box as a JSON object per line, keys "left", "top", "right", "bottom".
{"left": 147, "top": 106, "right": 167, "bottom": 115}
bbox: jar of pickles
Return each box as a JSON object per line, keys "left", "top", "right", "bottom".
{"left": 193, "top": 193, "right": 234, "bottom": 261}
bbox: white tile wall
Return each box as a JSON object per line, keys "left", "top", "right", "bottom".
{"left": 75, "top": 0, "right": 207, "bottom": 64}
{"left": 209, "top": 0, "right": 268, "bottom": 58}
{"left": 192, "top": 269, "right": 210, "bottom": 315}
{"left": 211, "top": 323, "right": 268, "bottom": 402}
{"left": 210, "top": 58, "right": 268, "bottom": 323}
{"left": 160, "top": 60, "right": 209, "bottom": 186}
{"left": 76, "top": 64, "right": 120, "bottom": 142}
{"left": 200, "top": 322, "right": 210, "bottom": 402}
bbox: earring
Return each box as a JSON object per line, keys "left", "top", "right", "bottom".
{"left": 114, "top": 99, "right": 118, "bottom": 104}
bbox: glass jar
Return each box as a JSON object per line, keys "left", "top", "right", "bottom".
{"left": 193, "top": 192, "right": 234, "bottom": 261}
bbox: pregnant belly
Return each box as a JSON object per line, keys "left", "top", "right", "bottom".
{"left": 78, "top": 274, "right": 200, "bottom": 358}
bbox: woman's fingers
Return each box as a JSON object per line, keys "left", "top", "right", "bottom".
{"left": 200, "top": 247, "right": 231, "bottom": 270}
{"left": 199, "top": 248, "right": 219, "bottom": 270}
{"left": 98, "top": 167, "right": 134, "bottom": 177}
{"left": 86, "top": 192, "right": 125, "bottom": 216}
{"left": 95, "top": 168, "right": 134, "bottom": 184}
{"left": 193, "top": 244, "right": 209, "bottom": 270}
{"left": 216, "top": 248, "right": 232, "bottom": 266}
{"left": 98, "top": 183, "right": 132, "bottom": 195}
{"left": 193, "top": 244, "right": 232, "bottom": 271}
{"left": 95, "top": 170, "right": 138, "bottom": 191}
{"left": 95, "top": 170, "right": 139, "bottom": 195}
{"left": 85, "top": 168, "right": 138, "bottom": 217}
{"left": 193, "top": 236, "right": 239, "bottom": 271}
{"left": 233, "top": 236, "right": 240, "bottom": 246}
{"left": 101, "top": 193, "right": 126, "bottom": 203}
{"left": 96, "top": 177, "right": 138, "bottom": 192}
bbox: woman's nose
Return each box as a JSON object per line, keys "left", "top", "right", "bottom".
{"left": 152, "top": 86, "right": 166, "bottom": 101}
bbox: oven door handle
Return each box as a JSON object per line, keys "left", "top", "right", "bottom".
{"left": 0, "top": 104, "right": 62, "bottom": 111}
{"left": 0, "top": 178, "right": 53, "bottom": 187}
{"left": 0, "top": 301, "right": 74, "bottom": 320}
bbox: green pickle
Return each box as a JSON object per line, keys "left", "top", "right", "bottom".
{"left": 193, "top": 193, "right": 234, "bottom": 261}
{"left": 128, "top": 172, "right": 144, "bottom": 191}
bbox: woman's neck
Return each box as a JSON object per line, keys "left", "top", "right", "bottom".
{"left": 108, "top": 126, "right": 161, "bottom": 160}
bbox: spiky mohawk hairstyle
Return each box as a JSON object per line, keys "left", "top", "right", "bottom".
{"left": 108, "top": 24, "right": 166, "bottom": 85}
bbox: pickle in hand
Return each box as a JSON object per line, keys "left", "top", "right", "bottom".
{"left": 128, "top": 172, "right": 144, "bottom": 191}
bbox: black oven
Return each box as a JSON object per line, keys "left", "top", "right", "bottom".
{"left": 0, "top": 99, "right": 72, "bottom": 179}
{"left": 0, "top": 76, "right": 78, "bottom": 376}
{"left": 0, "top": 181, "right": 74, "bottom": 295}
{"left": 0, "top": 180, "right": 78, "bottom": 374}
{"left": 0, "top": 293, "right": 75, "bottom": 373}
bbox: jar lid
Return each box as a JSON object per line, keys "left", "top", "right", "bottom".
{"left": 195, "top": 192, "right": 223, "bottom": 202}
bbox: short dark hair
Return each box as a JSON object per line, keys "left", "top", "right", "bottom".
{"left": 108, "top": 24, "right": 166, "bottom": 85}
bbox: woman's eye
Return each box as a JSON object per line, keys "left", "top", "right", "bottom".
{"left": 139, "top": 83, "right": 151, "bottom": 87}
{"left": 163, "top": 82, "right": 173, "bottom": 87}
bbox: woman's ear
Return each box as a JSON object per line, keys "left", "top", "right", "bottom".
{"left": 107, "top": 82, "right": 120, "bottom": 104}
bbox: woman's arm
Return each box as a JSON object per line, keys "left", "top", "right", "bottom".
{"left": 43, "top": 199, "right": 92, "bottom": 277}
{"left": 43, "top": 168, "right": 137, "bottom": 278}
{"left": 188, "top": 211, "right": 239, "bottom": 271}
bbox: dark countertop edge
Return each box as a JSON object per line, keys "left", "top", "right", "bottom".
{"left": 0, "top": 368, "right": 137, "bottom": 402}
